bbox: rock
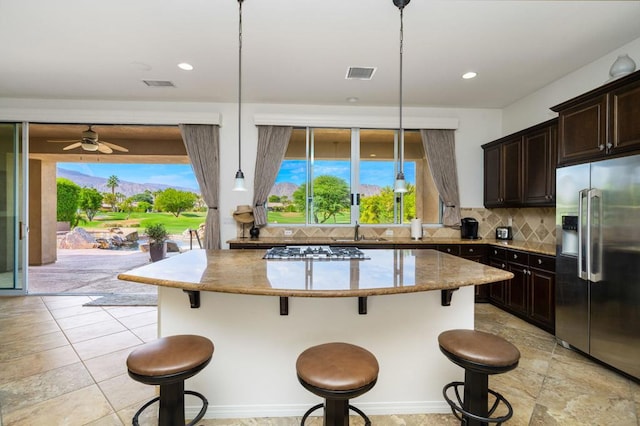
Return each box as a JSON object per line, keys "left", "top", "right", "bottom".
{"left": 167, "top": 240, "right": 180, "bottom": 253}
{"left": 110, "top": 234, "right": 124, "bottom": 247}
{"left": 58, "top": 227, "right": 97, "bottom": 249}
{"left": 95, "top": 238, "right": 110, "bottom": 249}
{"left": 124, "top": 231, "right": 139, "bottom": 242}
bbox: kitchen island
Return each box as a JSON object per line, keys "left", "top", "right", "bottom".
{"left": 118, "top": 248, "right": 513, "bottom": 420}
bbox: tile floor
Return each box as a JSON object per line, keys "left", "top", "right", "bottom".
{"left": 0, "top": 296, "right": 637, "bottom": 425}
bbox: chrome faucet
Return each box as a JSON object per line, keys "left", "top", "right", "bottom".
{"left": 354, "top": 221, "right": 360, "bottom": 241}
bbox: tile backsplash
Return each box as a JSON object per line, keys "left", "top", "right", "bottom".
{"left": 245, "top": 207, "right": 556, "bottom": 245}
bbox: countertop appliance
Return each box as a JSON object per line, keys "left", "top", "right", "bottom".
{"left": 556, "top": 155, "right": 640, "bottom": 379}
{"left": 495, "top": 226, "right": 512, "bottom": 240}
{"left": 460, "top": 217, "right": 479, "bottom": 239}
{"left": 263, "top": 246, "right": 368, "bottom": 260}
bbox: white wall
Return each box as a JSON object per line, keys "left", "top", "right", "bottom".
{"left": 502, "top": 37, "right": 640, "bottom": 134}
{"left": 0, "top": 99, "right": 501, "bottom": 246}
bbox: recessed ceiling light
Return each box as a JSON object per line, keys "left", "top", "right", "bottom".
{"left": 178, "top": 63, "right": 194, "bottom": 71}
{"left": 346, "top": 97, "right": 359, "bottom": 103}
{"left": 462, "top": 71, "right": 477, "bottom": 80}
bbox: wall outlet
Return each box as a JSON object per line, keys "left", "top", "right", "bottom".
{"left": 284, "top": 229, "right": 293, "bottom": 236}
{"left": 385, "top": 229, "right": 394, "bottom": 236}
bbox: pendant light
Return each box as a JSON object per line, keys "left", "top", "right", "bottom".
{"left": 232, "top": 0, "right": 247, "bottom": 191}
{"left": 393, "top": 0, "right": 409, "bottom": 193}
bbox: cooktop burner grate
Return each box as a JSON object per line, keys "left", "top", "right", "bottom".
{"left": 263, "top": 246, "right": 368, "bottom": 260}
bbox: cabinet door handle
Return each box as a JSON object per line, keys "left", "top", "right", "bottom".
{"left": 513, "top": 254, "right": 518, "bottom": 259}
{"left": 538, "top": 259, "right": 542, "bottom": 265}
{"left": 501, "top": 263, "right": 506, "bottom": 268}
{"left": 599, "top": 144, "right": 605, "bottom": 151}
{"left": 469, "top": 248, "right": 474, "bottom": 253}
{"left": 446, "top": 248, "right": 451, "bottom": 253}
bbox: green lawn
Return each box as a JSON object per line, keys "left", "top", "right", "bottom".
{"left": 267, "top": 211, "right": 350, "bottom": 224}
{"left": 81, "top": 211, "right": 206, "bottom": 234}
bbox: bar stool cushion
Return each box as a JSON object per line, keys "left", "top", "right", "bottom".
{"left": 127, "top": 335, "right": 214, "bottom": 385}
{"left": 438, "top": 329, "right": 520, "bottom": 374}
{"left": 296, "top": 342, "right": 379, "bottom": 392}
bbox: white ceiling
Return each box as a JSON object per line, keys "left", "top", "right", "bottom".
{"left": 1, "top": 1, "right": 639, "bottom": 109}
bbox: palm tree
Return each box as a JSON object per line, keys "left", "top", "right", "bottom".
{"left": 106, "top": 175, "right": 120, "bottom": 196}
{"left": 106, "top": 175, "right": 120, "bottom": 212}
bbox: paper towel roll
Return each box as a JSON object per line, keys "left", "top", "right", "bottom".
{"left": 410, "top": 218, "right": 423, "bottom": 240}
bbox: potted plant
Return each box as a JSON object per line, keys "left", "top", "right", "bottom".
{"left": 145, "top": 223, "right": 168, "bottom": 262}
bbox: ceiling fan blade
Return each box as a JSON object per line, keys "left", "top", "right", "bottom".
{"left": 62, "top": 142, "right": 82, "bottom": 151}
{"left": 97, "top": 143, "right": 113, "bottom": 154}
{"left": 48, "top": 139, "right": 82, "bottom": 143}
{"left": 101, "top": 141, "right": 129, "bottom": 152}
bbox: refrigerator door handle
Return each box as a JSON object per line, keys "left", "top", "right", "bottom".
{"left": 578, "top": 189, "right": 589, "bottom": 280}
{"left": 589, "top": 188, "right": 603, "bottom": 283}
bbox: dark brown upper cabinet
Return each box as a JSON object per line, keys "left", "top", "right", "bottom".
{"left": 523, "top": 123, "right": 557, "bottom": 205}
{"left": 482, "top": 119, "right": 557, "bottom": 208}
{"left": 552, "top": 70, "right": 640, "bottom": 166}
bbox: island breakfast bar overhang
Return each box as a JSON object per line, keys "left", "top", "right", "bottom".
{"left": 118, "top": 248, "right": 513, "bottom": 420}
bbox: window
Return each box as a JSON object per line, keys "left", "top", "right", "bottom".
{"left": 268, "top": 127, "right": 441, "bottom": 225}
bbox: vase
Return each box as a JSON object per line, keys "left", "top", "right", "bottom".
{"left": 609, "top": 54, "right": 636, "bottom": 79}
{"left": 149, "top": 242, "right": 167, "bottom": 262}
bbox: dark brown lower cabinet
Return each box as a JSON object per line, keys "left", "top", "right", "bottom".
{"left": 488, "top": 248, "right": 555, "bottom": 334}
{"left": 437, "top": 245, "right": 489, "bottom": 302}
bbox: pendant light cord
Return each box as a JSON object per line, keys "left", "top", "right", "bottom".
{"left": 398, "top": 5, "right": 405, "bottom": 177}
{"left": 237, "top": 0, "right": 243, "bottom": 172}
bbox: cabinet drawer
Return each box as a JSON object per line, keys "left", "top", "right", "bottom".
{"left": 438, "top": 245, "right": 461, "bottom": 256}
{"left": 508, "top": 250, "right": 529, "bottom": 264}
{"left": 489, "top": 247, "right": 507, "bottom": 260}
{"left": 529, "top": 254, "right": 555, "bottom": 272}
{"left": 461, "top": 245, "right": 487, "bottom": 257}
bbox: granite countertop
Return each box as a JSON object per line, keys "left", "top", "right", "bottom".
{"left": 118, "top": 249, "right": 514, "bottom": 297}
{"left": 227, "top": 237, "right": 556, "bottom": 256}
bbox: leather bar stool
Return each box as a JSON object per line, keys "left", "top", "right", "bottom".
{"left": 296, "top": 342, "right": 379, "bottom": 426}
{"left": 438, "top": 329, "right": 520, "bottom": 426}
{"left": 127, "top": 335, "right": 214, "bottom": 426}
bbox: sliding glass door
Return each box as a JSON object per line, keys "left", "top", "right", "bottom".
{"left": 0, "top": 123, "right": 27, "bottom": 294}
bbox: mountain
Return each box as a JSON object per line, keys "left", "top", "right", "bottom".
{"left": 57, "top": 168, "right": 198, "bottom": 196}
{"left": 270, "top": 182, "right": 382, "bottom": 199}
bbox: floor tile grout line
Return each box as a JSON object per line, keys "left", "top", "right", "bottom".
{"left": 40, "top": 296, "right": 129, "bottom": 419}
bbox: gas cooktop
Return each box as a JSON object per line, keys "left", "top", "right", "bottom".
{"left": 263, "top": 246, "right": 368, "bottom": 260}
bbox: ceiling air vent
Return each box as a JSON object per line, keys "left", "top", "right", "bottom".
{"left": 142, "top": 80, "right": 175, "bottom": 87}
{"left": 345, "top": 67, "right": 377, "bottom": 80}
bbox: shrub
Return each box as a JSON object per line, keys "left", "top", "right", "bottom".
{"left": 56, "top": 178, "right": 80, "bottom": 224}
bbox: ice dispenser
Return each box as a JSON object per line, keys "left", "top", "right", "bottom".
{"left": 561, "top": 215, "right": 578, "bottom": 256}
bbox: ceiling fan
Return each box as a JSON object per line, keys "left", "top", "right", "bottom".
{"left": 48, "top": 126, "right": 129, "bottom": 154}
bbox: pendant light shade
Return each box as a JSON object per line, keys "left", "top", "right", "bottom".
{"left": 232, "top": 0, "right": 247, "bottom": 191}
{"left": 394, "top": 0, "right": 410, "bottom": 193}
{"left": 394, "top": 171, "right": 407, "bottom": 193}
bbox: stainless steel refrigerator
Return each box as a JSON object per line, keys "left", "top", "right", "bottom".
{"left": 556, "top": 154, "right": 640, "bottom": 380}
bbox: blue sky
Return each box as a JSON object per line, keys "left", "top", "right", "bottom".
{"left": 58, "top": 160, "right": 415, "bottom": 190}
{"left": 57, "top": 163, "right": 200, "bottom": 191}
{"left": 276, "top": 160, "right": 416, "bottom": 187}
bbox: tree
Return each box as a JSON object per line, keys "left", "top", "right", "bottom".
{"left": 118, "top": 197, "right": 134, "bottom": 219}
{"left": 359, "top": 184, "right": 416, "bottom": 224}
{"left": 78, "top": 187, "right": 103, "bottom": 221}
{"left": 106, "top": 175, "right": 120, "bottom": 211}
{"left": 103, "top": 192, "right": 117, "bottom": 212}
{"left": 56, "top": 178, "right": 80, "bottom": 224}
{"left": 292, "top": 175, "right": 350, "bottom": 224}
{"left": 131, "top": 191, "right": 153, "bottom": 204}
{"left": 154, "top": 188, "right": 197, "bottom": 217}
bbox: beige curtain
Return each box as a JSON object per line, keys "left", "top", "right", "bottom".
{"left": 252, "top": 125, "right": 293, "bottom": 226}
{"left": 179, "top": 124, "right": 221, "bottom": 249}
{"left": 420, "top": 129, "right": 461, "bottom": 227}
